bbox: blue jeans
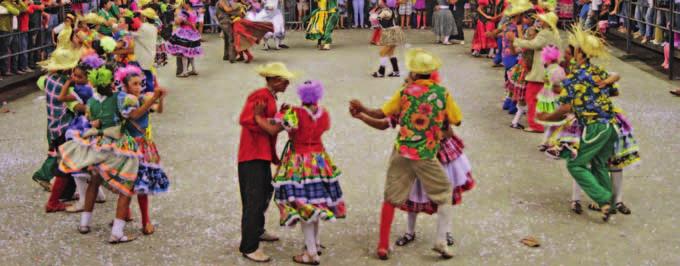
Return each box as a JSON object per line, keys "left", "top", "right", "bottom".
{"left": 18, "top": 32, "right": 28, "bottom": 70}
{"left": 635, "top": 3, "right": 654, "bottom": 37}
{"left": 353, "top": 0, "right": 365, "bottom": 26}
{"left": 0, "top": 31, "right": 8, "bottom": 74}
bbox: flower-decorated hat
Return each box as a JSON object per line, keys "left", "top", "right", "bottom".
{"left": 255, "top": 62, "right": 298, "bottom": 80}
{"left": 405, "top": 48, "right": 442, "bottom": 74}
{"left": 505, "top": 0, "right": 533, "bottom": 17}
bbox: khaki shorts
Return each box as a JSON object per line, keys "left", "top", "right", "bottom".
{"left": 384, "top": 149, "right": 452, "bottom": 205}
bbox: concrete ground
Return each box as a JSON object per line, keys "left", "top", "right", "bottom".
{"left": 1, "top": 30, "right": 679, "bottom": 265}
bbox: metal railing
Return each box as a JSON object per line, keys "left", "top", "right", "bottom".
{"left": 612, "top": 0, "right": 680, "bottom": 79}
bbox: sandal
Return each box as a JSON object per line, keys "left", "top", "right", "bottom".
{"left": 432, "top": 243, "right": 454, "bottom": 259}
{"left": 108, "top": 234, "right": 137, "bottom": 244}
{"left": 510, "top": 123, "right": 525, "bottom": 130}
{"left": 616, "top": 202, "right": 632, "bottom": 215}
{"left": 292, "top": 252, "right": 320, "bottom": 265}
{"left": 670, "top": 90, "right": 680, "bottom": 96}
{"left": 372, "top": 72, "right": 385, "bottom": 78}
{"left": 538, "top": 144, "right": 548, "bottom": 152}
{"left": 571, "top": 200, "right": 583, "bottom": 215}
{"left": 65, "top": 204, "right": 84, "bottom": 213}
{"left": 142, "top": 223, "right": 155, "bottom": 235}
{"left": 395, "top": 233, "right": 416, "bottom": 246}
{"left": 78, "top": 225, "right": 90, "bottom": 234}
{"left": 523, "top": 128, "right": 544, "bottom": 134}
{"left": 446, "top": 232, "right": 455, "bottom": 246}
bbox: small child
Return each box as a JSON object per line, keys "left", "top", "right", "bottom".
{"left": 115, "top": 65, "right": 169, "bottom": 235}
{"left": 338, "top": 0, "right": 348, "bottom": 29}
{"left": 267, "top": 80, "right": 346, "bottom": 265}
{"left": 369, "top": 3, "right": 382, "bottom": 44}
{"left": 535, "top": 45, "right": 566, "bottom": 151}
{"left": 297, "top": 0, "right": 309, "bottom": 30}
{"left": 508, "top": 26, "right": 537, "bottom": 129}
{"left": 414, "top": 0, "right": 426, "bottom": 29}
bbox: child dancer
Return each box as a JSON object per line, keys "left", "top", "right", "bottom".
{"left": 58, "top": 64, "right": 159, "bottom": 243}
{"left": 507, "top": 25, "right": 537, "bottom": 128}
{"left": 266, "top": 80, "right": 346, "bottom": 265}
{"left": 115, "top": 65, "right": 170, "bottom": 235}
{"left": 500, "top": 1, "right": 531, "bottom": 113}
{"left": 166, "top": 0, "right": 203, "bottom": 77}
{"left": 56, "top": 56, "right": 108, "bottom": 213}
{"left": 231, "top": 0, "right": 274, "bottom": 62}
{"left": 305, "top": 0, "right": 340, "bottom": 50}
{"left": 432, "top": 0, "right": 458, "bottom": 45}
{"left": 369, "top": 4, "right": 382, "bottom": 45}
{"left": 472, "top": 0, "right": 502, "bottom": 56}
{"left": 372, "top": 2, "right": 405, "bottom": 78}
{"left": 535, "top": 44, "right": 566, "bottom": 151}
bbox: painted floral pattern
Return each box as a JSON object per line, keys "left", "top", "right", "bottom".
{"left": 395, "top": 82, "right": 448, "bottom": 160}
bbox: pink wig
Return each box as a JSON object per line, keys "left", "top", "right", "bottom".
{"left": 541, "top": 45, "right": 561, "bottom": 65}
{"left": 297, "top": 80, "right": 324, "bottom": 104}
{"left": 114, "top": 65, "right": 142, "bottom": 85}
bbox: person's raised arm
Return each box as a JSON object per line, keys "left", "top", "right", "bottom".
{"left": 351, "top": 108, "right": 390, "bottom": 130}
{"left": 56, "top": 79, "right": 77, "bottom": 102}
{"left": 127, "top": 88, "right": 164, "bottom": 120}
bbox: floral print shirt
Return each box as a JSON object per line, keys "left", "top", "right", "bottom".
{"left": 381, "top": 80, "right": 463, "bottom": 160}
{"left": 558, "top": 62, "right": 619, "bottom": 126}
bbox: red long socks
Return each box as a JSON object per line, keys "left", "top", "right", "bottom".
{"left": 378, "top": 201, "right": 396, "bottom": 251}
{"left": 371, "top": 28, "right": 382, "bottom": 44}
{"left": 138, "top": 195, "right": 150, "bottom": 226}
{"left": 45, "top": 176, "right": 68, "bottom": 212}
{"left": 416, "top": 14, "right": 422, "bottom": 29}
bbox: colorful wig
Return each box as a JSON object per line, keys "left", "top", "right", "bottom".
{"left": 114, "top": 65, "right": 143, "bottom": 85}
{"left": 297, "top": 80, "right": 324, "bottom": 104}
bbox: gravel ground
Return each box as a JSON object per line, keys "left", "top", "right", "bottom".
{"left": 0, "top": 30, "right": 679, "bottom": 265}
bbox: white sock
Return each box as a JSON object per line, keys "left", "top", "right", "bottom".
{"left": 313, "top": 221, "right": 320, "bottom": 246}
{"left": 407, "top": 212, "right": 417, "bottom": 235}
{"left": 301, "top": 222, "right": 317, "bottom": 255}
{"left": 541, "top": 130, "right": 550, "bottom": 145}
{"left": 611, "top": 170, "right": 623, "bottom": 203}
{"left": 512, "top": 105, "right": 526, "bottom": 125}
{"left": 80, "top": 212, "right": 92, "bottom": 227}
{"left": 181, "top": 57, "right": 189, "bottom": 73}
{"left": 572, "top": 181, "right": 582, "bottom": 202}
{"left": 189, "top": 58, "right": 196, "bottom": 72}
{"left": 444, "top": 36, "right": 450, "bottom": 43}
{"left": 435, "top": 205, "right": 453, "bottom": 245}
{"left": 111, "top": 218, "right": 126, "bottom": 238}
{"left": 379, "top": 57, "right": 388, "bottom": 67}
{"left": 73, "top": 177, "right": 88, "bottom": 208}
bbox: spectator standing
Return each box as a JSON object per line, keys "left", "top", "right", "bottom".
{"left": 16, "top": 0, "right": 35, "bottom": 73}
{"left": 27, "top": 0, "right": 43, "bottom": 69}
{"left": 1, "top": 0, "right": 26, "bottom": 76}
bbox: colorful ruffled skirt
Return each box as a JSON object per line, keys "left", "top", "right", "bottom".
{"left": 273, "top": 148, "right": 346, "bottom": 226}
{"left": 233, "top": 19, "right": 274, "bottom": 52}
{"left": 380, "top": 26, "right": 405, "bottom": 46}
{"left": 58, "top": 126, "right": 141, "bottom": 196}
{"left": 132, "top": 136, "right": 170, "bottom": 195}
{"left": 305, "top": 9, "right": 339, "bottom": 44}
{"left": 64, "top": 115, "right": 92, "bottom": 180}
{"left": 506, "top": 63, "right": 526, "bottom": 102}
{"left": 609, "top": 113, "right": 641, "bottom": 170}
{"left": 545, "top": 116, "right": 581, "bottom": 160}
{"left": 399, "top": 136, "right": 475, "bottom": 214}
{"left": 536, "top": 89, "right": 563, "bottom": 126}
{"left": 471, "top": 19, "right": 497, "bottom": 51}
{"left": 166, "top": 27, "right": 203, "bottom": 58}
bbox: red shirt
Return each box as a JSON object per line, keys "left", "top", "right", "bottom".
{"left": 19, "top": 4, "right": 41, "bottom": 32}
{"left": 289, "top": 106, "right": 330, "bottom": 154}
{"left": 238, "top": 88, "right": 279, "bottom": 164}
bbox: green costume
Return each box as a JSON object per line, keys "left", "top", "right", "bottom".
{"left": 559, "top": 63, "right": 619, "bottom": 206}
{"left": 304, "top": 0, "right": 339, "bottom": 44}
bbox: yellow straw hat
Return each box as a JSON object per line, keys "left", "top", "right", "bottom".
{"left": 405, "top": 48, "right": 442, "bottom": 74}
{"left": 140, "top": 8, "right": 159, "bottom": 20}
{"left": 80, "top": 13, "right": 106, "bottom": 25}
{"left": 568, "top": 24, "right": 609, "bottom": 59}
{"left": 139, "top": 0, "right": 151, "bottom": 7}
{"left": 536, "top": 12, "right": 558, "bottom": 33}
{"left": 255, "top": 62, "right": 298, "bottom": 80}
{"left": 504, "top": 0, "right": 533, "bottom": 17}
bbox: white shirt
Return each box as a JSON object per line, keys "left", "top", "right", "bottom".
{"left": 133, "top": 22, "right": 157, "bottom": 70}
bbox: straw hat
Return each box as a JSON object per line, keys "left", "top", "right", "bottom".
{"left": 255, "top": 62, "right": 298, "bottom": 80}
{"left": 80, "top": 13, "right": 106, "bottom": 25}
{"left": 405, "top": 48, "right": 442, "bottom": 75}
{"left": 568, "top": 24, "right": 609, "bottom": 59}
{"left": 139, "top": 0, "right": 151, "bottom": 7}
{"left": 536, "top": 12, "right": 558, "bottom": 33}
{"left": 39, "top": 46, "right": 81, "bottom": 71}
{"left": 504, "top": 0, "right": 533, "bottom": 17}
{"left": 140, "top": 8, "right": 159, "bottom": 20}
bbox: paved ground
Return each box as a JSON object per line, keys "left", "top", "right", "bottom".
{"left": 1, "top": 30, "right": 679, "bottom": 265}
